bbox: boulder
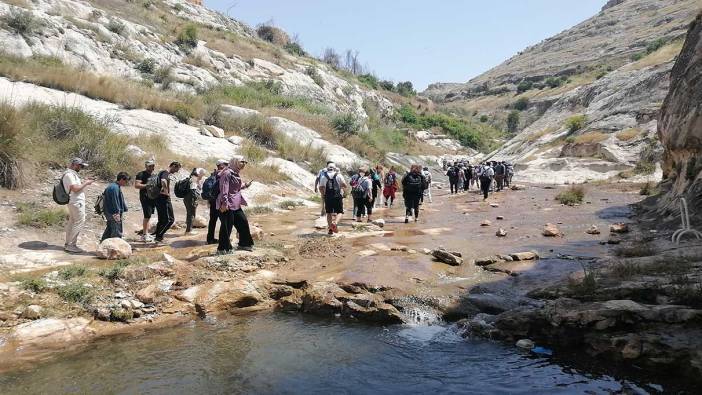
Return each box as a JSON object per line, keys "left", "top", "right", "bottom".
{"left": 509, "top": 251, "right": 539, "bottom": 261}
{"left": 610, "top": 223, "right": 629, "bottom": 234}
{"left": 193, "top": 215, "right": 208, "bottom": 228}
{"left": 480, "top": 220, "right": 492, "bottom": 227}
{"left": 203, "top": 125, "right": 225, "bottom": 138}
{"left": 21, "top": 305, "right": 43, "bottom": 320}
{"left": 10, "top": 318, "right": 93, "bottom": 345}
{"left": 371, "top": 219, "right": 385, "bottom": 228}
{"left": 474, "top": 256, "right": 501, "bottom": 266}
{"left": 136, "top": 284, "right": 162, "bottom": 304}
{"left": 250, "top": 225, "right": 264, "bottom": 241}
{"left": 496, "top": 228, "right": 507, "bottom": 237}
{"left": 542, "top": 223, "right": 561, "bottom": 237}
{"left": 431, "top": 249, "right": 464, "bottom": 266}
{"left": 516, "top": 339, "right": 535, "bottom": 350}
{"left": 586, "top": 225, "right": 601, "bottom": 235}
{"left": 314, "top": 216, "right": 328, "bottom": 229}
{"left": 96, "top": 238, "right": 132, "bottom": 260}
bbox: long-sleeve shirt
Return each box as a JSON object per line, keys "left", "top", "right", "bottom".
{"left": 216, "top": 168, "right": 247, "bottom": 211}
{"left": 103, "top": 183, "right": 128, "bottom": 217}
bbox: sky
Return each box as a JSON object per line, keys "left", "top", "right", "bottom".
{"left": 207, "top": 0, "right": 606, "bottom": 91}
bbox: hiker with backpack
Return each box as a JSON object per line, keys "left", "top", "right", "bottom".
{"left": 479, "top": 162, "right": 495, "bottom": 200}
{"left": 383, "top": 167, "right": 398, "bottom": 207}
{"left": 101, "top": 172, "right": 130, "bottom": 241}
{"left": 57, "top": 158, "right": 93, "bottom": 254}
{"left": 318, "top": 162, "right": 347, "bottom": 235}
{"left": 373, "top": 165, "right": 384, "bottom": 208}
{"left": 204, "top": 160, "right": 228, "bottom": 245}
{"left": 421, "top": 166, "right": 433, "bottom": 204}
{"left": 153, "top": 161, "right": 181, "bottom": 244}
{"left": 349, "top": 169, "right": 363, "bottom": 218}
{"left": 446, "top": 163, "right": 460, "bottom": 194}
{"left": 505, "top": 162, "right": 514, "bottom": 187}
{"left": 315, "top": 161, "right": 335, "bottom": 217}
{"left": 402, "top": 164, "right": 426, "bottom": 223}
{"left": 463, "top": 162, "right": 473, "bottom": 191}
{"left": 177, "top": 167, "right": 207, "bottom": 236}
{"left": 134, "top": 160, "right": 156, "bottom": 242}
{"left": 494, "top": 161, "right": 506, "bottom": 191}
{"left": 352, "top": 169, "right": 374, "bottom": 223}
{"left": 217, "top": 156, "right": 254, "bottom": 253}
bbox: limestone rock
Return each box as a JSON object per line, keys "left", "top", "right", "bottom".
{"left": 431, "top": 249, "right": 464, "bottom": 266}
{"left": 10, "top": 318, "right": 93, "bottom": 345}
{"left": 250, "top": 225, "right": 264, "bottom": 241}
{"left": 542, "top": 223, "right": 561, "bottom": 237}
{"left": 509, "top": 251, "right": 539, "bottom": 261}
{"left": 475, "top": 256, "right": 502, "bottom": 266}
{"left": 371, "top": 219, "right": 385, "bottom": 228}
{"left": 96, "top": 238, "right": 132, "bottom": 260}
{"left": 516, "top": 339, "right": 535, "bottom": 350}
{"left": 609, "top": 223, "right": 629, "bottom": 234}
{"left": 496, "top": 228, "right": 507, "bottom": 237}
{"left": 586, "top": 225, "right": 601, "bottom": 235}
{"left": 192, "top": 215, "right": 208, "bottom": 228}
{"left": 21, "top": 305, "right": 44, "bottom": 320}
{"left": 314, "top": 216, "right": 328, "bottom": 229}
{"left": 136, "top": 284, "right": 162, "bottom": 304}
{"left": 480, "top": 220, "right": 492, "bottom": 227}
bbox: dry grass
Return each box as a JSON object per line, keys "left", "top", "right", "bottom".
{"left": 526, "top": 126, "right": 559, "bottom": 143}
{"left": 244, "top": 163, "right": 288, "bottom": 184}
{"left": 555, "top": 185, "right": 586, "bottom": 205}
{"left": 573, "top": 131, "right": 609, "bottom": 145}
{"left": 621, "top": 39, "right": 685, "bottom": 72}
{"left": 616, "top": 128, "right": 641, "bottom": 142}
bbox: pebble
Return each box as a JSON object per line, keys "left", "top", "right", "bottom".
{"left": 516, "top": 339, "right": 535, "bottom": 350}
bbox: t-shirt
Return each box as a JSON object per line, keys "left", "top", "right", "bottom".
{"left": 318, "top": 170, "right": 347, "bottom": 197}
{"left": 158, "top": 170, "right": 170, "bottom": 196}
{"left": 135, "top": 170, "right": 152, "bottom": 199}
{"left": 62, "top": 169, "right": 84, "bottom": 204}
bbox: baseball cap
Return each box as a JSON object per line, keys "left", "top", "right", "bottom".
{"left": 71, "top": 158, "right": 89, "bottom": 167}
{"left": 216, "top": 159, "right": 228, "bottom": 166}
{"left": 145, "top": 159, "right": 155, "bottom": 166}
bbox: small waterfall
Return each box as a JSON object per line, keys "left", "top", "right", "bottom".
{"left": 392, "top": 296, "right": 443, "bottom": 326}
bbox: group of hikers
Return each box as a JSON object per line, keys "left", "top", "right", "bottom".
{"left": 443, "top": 160, "right": 515, "bottom": 200}
{"left": 54, "top": 156, "right": 255, "bottom": 256}
{"left": 315, "top": 162, "right": 433, "bottom": 235}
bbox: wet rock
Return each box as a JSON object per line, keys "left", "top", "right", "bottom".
{"left": 10, "top": 318, "right": 93, "bottom": 345}
{"left": 465, "top": 293, "right": 519, "bottom": 314}
{"left": 136, "top": 284, "right": 161, "bottom": 304}
{"left": 93, "top": 307, "right": 111, "bottom": 321}
{"left": 21, "top": 305, "right": 43, "bottom": 320}
{"left": 432, "top": 249, "right": 464, "bottom": 266}
{"left": 301, "top": 282, "right": 345, "bottom": 315}
{"left": 496, "top": 215, "right": 505, "bottom": 220}
{"left": 496, "top": 228, "right": 507, "bottom": 237}
{"left": 314, "top": 216, "right": 328, "bottom": 229}
{"left": 509, "top": 251, "right": 539, "bottom": 261}
{"left": 516, "top": 339, "right": 535, "bottom": 350}
{"left": 266, "top": 284, "right": 295, "bottom": 300}
{"left": 607, "top": 235, "right": 622, "bottom": 244}
{"left": 511, "top": 185, "right": 525, "bottom": 191}
{"left": 480, "top": 220, "right": 492, "bottom": 226}
{"left": 371, "top": 219, "right": 385, "bottom": 228}
{"left": 277, "top": 291, "right": 304, "bottom": 312}
{"left": 96, "top": 238, "right": 132, "bottom": 260}
{"left": 192, "top": 215, "right": 208, "bottom": 228}
{"left": 542, "top": 223, "right": 561, "bottom": 237}
{"left": 474, "top": 256, "right": 501, "bottom": 266}
{"left": 498, "top": 255, "right": 514, "bottom": 262}
{"left": 586, "top": 225, "right": 601, "bottom": 235}
{"left": 421, "top": 248, "right": 432, "bottom": 255}
{"left": 610, "top": 223, "right": 630, "bottom": 234}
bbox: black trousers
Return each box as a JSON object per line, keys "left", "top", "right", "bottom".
{"left": 449, "top": 180, "right": 459, "bottom": 194}
{"left": 404, "top": 194, "right": 421, "bottom": 218}
{"left": 154, "top": 195, "right": 174, "bottom": 241}
{"left": 184, "top": 191, "right": 199, "bottom": 233}
{"left": 101, "top": 217, "right": 123, "bottom": 241}
{"left": 480, "top": 178, "right": 491, "bottom": 199}
{"left": 218, "top": 208, "right": 254, "bottom": 252}
{"left": 354, "top": 197, "right": 372, "bottom": 217}
{"left": 207, "top": 200, "right": 219, "bottom": 243}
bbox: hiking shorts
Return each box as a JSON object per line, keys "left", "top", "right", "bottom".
{"left": 324, "top": 196, "right": 344, "bottom": 214}
{"left": 140, "top": 195, "right": 156, "bottom": 219}
{"left": 383, "top": 186, "right": 397, "bottom": 199}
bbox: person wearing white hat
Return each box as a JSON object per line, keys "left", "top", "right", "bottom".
{"left": 318, "top": 162, "right": 347, "bottom": 235}
{"left": 63, "top": 157, "right": 93, "bottom": 253}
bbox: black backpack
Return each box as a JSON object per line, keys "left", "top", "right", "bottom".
{"left": 174, "top": 178, "right": 190, "bottom": 199}
{"left": 201, "top": 173, "right": 219, "bottom": 201}
{"left": 405, "top": 173, "right": 422, "bottom": 193}
{"left": 94, "top": 193, "right": 105, "bottom": 216}
{"left": 447, "top": 167, "right": 458, "bottom": 179}
{"left": 325, "top": 171, "right": 342, "bottom": 198}
{"left": 52, "top": 173, "right": 70, "bottom": 205}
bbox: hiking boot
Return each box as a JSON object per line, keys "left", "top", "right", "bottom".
{"left": 64, "top": 245, "right": 85, "bottom": 254}
{"left": 404, "top": 217, "right": 409, "bottom": 224}
{"left": 207, "top": 239, "right": 218, "bottom": 245}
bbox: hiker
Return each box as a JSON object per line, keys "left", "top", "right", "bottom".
{"left": 349, "top": 168, "right": 363, "bottom": 218}
{"left": 315, "top": 161, "right": 334, "bottom": 217}
{"left": 183, "top": 167, "right": 207, "bottom": 236}
{"left": 421, "top": 166, "right": 433, "bottom": 203}
{"left": 479, "top": 162, "right": 495, "bottom": 200}
{"left": 318, "top": 162, "right": 347, "bottom": 235}
{"left": 205, "top": 160, "right": 228, "bottom": 245}
{"left": 101, "top": 172, "right": 130, "bottom": 241}
{"left": 134, "top": 160, "right": 156, "bottom": 242}
{"left": 494, "top": 161, "right": 506, "bottom": 191}
{"left": 383, "top": 167, "right": 398, "bottom": 207}
{"left": 505, "top": 162, "right": 514, "bottom": 187}
{"left": 402, "top": 164, "right": 426, "bottom": 223}
{"left": 154, "top": 161, "right": 181, "bottom": 244}
{"left": 372, "top": 165, "right": 383, "bottom": 208}
{"left": 458, "top": 165, "right": 466, "bottom": 193}
{"left": 63, "top": 158, "right": 93, "bottom": 253}
{"left": 463, "top": 162, "right": 473, "bottom": 191}
{"left": 471, "top": 164, "right": 480, "bottom": 189}
{"left": 446, "top": 163, "right": 460, "bottom": 194}
{"left": 217, "top": 156, "right": 254, "bottom": 253}
{"left": 352, "top": 169, "right": 373, "bottom": 222}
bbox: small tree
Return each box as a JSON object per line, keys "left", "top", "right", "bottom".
{"left": 256, "top": 24, "right": 290, "bottom": 46}
{"left": 396, "top": 81, "right": 416, "bottom": 97}
{"left": 565, "top": 114, "right": 587, "bottom": 133}
{"left": 507, "top": 111, "right": 520, "bottom": 134}
{"left": 379, "top": 80, "right": 394, "bottom": 91}
{"left": 358, "top": 73, "right": 379, "bottom": 89}
{"left": 331, "top": 113, "right": 361, "bottom": 136}
{"left": 517, "top": 80, "right": 533, "bottom": 93}
{"left": 513, "top": 97, "right": 529, "bottom": 111}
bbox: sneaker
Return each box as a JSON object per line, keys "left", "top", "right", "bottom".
{"left": 185, "top": 231, "right": 199, "bottom": 236}
{"left": 153, "top": 238, "right": 165, "bottom": 245}
{"left": 414, "top": 217, "right": 418, "bottom": 222}
{"left": 332, "top": 223, "right": 339, "bottom": 233}
{"left": 216, "top": 249, "right": 232, "bottom": 256}
{"left": 64, "top": 245, "right": 85, "bottom": 254}
{"left": 237, "top": 246, "right": 254, "bottom": 252}
{"left": 404, "top": 217, "right": 409, "bottom": 224}
{"left": 141, "top": 234, "right": 154, "bottom": 243}
{"left": 328, "top": 229, "right": 334, "bottom": 235}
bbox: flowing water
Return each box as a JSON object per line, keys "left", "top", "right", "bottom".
{"left": 0, "top": 313, "right": 668, "bottom": 394}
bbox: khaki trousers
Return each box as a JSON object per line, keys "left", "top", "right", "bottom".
{"left": 65, "top": 201, "right": 86, "bottom": 247}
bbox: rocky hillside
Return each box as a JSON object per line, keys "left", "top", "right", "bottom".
{"left": 424, "top": 0, "right": 700, "bottom": 183}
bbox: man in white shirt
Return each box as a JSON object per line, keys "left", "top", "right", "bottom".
{"left": 318, "top": 163, "right": 347, "bottom": 235}
{"left": 314, "top": 161, "right": 335, "bottom": 217}
{"left": 62, "top": 158, "right": 93, "bottom": 253}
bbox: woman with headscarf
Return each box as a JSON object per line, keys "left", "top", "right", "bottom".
{"left": 184, "top": 167, "right": 207, "bottom": 236}
{"left": 217, "top": 156, "right": 254, "bottom": 253}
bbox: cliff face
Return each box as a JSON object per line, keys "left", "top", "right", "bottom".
{"left": 652, "top": 12, "right": 702, "bottom": 222}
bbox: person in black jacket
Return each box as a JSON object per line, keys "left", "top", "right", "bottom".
{"left": 402, "top": 164, "right": 426, "bottom": 223}
{"left": 101, "top": 172, "right": 130, "bottom": 241}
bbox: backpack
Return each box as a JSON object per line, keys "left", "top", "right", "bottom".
{"left": 447, "top": 167, "right": 458, "bottom": 179}
{"left": 52, "top": 173, "right": 70, "bottom": 205}
{"left": 145, "top": 173, "right": 162, "bottom": 200}
{"left": 495, "top": 164, "right": 505, "bottom": 175}
{"left": 404, "top": 173, "right": 423, "bottom": 193}
{"left": 324, "top": 171, "right": 342, "bottom": 198}
{"left": 174, "top": 178, "right": 190, "bottom": 199}
{"left": 94, "top": 193, "right": 104, "bottom": 216}
{"left": 350, "top": 174, "right": 360, "bottom": 188}
{"left": 351, "top": 177, "right": 367, "bottom": 199}
{"left": 201, "top": 174, "right": 219, "bottom": 201}
{"left": 384, "top": 173, "right": 396, "bottom": 188}
{"left": 480, "top": 167, "right": 492, "bottom": 181}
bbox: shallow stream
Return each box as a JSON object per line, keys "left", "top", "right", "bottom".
{"left": 0, "top": 313, "right": 667, "bottom": 394}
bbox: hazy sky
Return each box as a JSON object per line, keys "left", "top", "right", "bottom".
{"left": 207, "top": 0, "right": 606, "bottom": 91}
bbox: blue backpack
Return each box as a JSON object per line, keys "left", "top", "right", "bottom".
{"left": 201, "top": 174, "right": 219, "bottom": 201}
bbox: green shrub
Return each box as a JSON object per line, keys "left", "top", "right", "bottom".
{"left": 397, "top": 104, "right": 418, "bottom": 124}
{"left": 58, "top": 283, "right": 92, "bottom": 303}
{"left": 240, "top": 140, "right": 268, "bottom": 164}
{"left": 379, "top": 80, "right": 394, "bottom": 91}
{"left": 630, "top": 52, "right": 644, "bottom": 62}
{"left": 555, "top": 185, "right": 585, "bottom": 205}
{"left": 513, "top": 97, "right": 529, "bottom": 111}
{"left": 358, "top": 73, "right": 379, "bottom": 90}
{"left": 4, "top": 9, "right": 41, "bottom": 35}
{"left": 396, "top": 81, "right": 416, "bottom": 97}
{"left": 58, "top": 264, "right": 87, "bottom": 280}
{"left": 98, "top": 256, "right": 147, "bottom": 281}
{"left": 256, "top": 24, "right": 289, "bottom": 45}
{"left": 245, "top": 205, "right": 274, "bottom": 216}
{"left": 545, "top": 76, "right": 566, "bottom": 88}
{"left": 106, "top": 19, "right": 126, "bottom": 35}
{"left": 565, "top": 114, "right": 587, "bottom": 133}
{"left": 176, "top": 24, "right": 199, "bottom": 50}
{"left": 331, "top": 113, "right": 361, "bottom": 136}
{"left": 645, "top": 38, "right": 666, "bottom": 54}
{"left": 20, "top": 278, "right": 47, "bottom": 293}
{"left": 633, "top": 139, "right": 659, "bottom": 175}
{"left": 215, "top": 114, "right": 277, "bottom": 147}
{"left": 16, "top": 202, "right": 67, "bottom": 228}
{"left": 517, "top": 80, "right": 533, "bottom": 93}
{"left": 0, "top": 102, "right": 25, "bottom": 189}
{"left": 136, "top": 58, "right": 157, "bottom": 74}
{"left": 305, "top": 66, "right": 325, "bottom": 88}
{"left": 172, "top": 102, "right": 194, "bottom": 123}
{"left": 307, "top": 194, "right": 322, "bottom": 203}
{"left": 284, "top": 42, "right": 306, "bottom": 56}
{"left": 507, "top": 111, "right": 520, "bottom": 133}
{"left": 479, "top": 115, "right": 488, "bottom": 123}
